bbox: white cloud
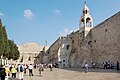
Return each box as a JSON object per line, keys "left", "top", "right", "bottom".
{"left": 52, "top": 7, "right": 60, "bottom": 15}
{"left": 24, "top": 9, "right": 33, "bottom": 19}
{"left": 59, "top": 28, "right": 78, "bottom": 36}
{"left": 0, "top": 12, "right": 4, "bottom": 16}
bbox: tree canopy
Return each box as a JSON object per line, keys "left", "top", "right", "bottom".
{"left": 0, "top": 19, "right": 20, "bottom": 60}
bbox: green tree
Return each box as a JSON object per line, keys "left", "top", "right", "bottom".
{"left": 0, "top": 19, "right": 5, "bottom": 56}
{"left": 7, "top": 40, "right": 20, "bottom": 60}
{"left": 0, "top": 19, "right": 20, "bottom": 61}
{"left": 2, "top": 26, "right": 10, "bottom": 58}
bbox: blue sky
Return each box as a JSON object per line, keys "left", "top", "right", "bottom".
{"left": 0, "top": 0, "right": 120, "bottom": 46}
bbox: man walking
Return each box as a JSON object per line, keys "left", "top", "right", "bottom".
{"left": 17, "top": 64, "right": 24, "bottom": 80}
{"left": 84, "top": 62, "right": 89, "bottom": 73}
{"left": 116, "top": 61, "right": 119, "bottom": 71}
{"left": 28, "top": 64, "right": 33, "bottom": 76}
{"left": 39, "top": 64, "right": 44, "bottom": 77}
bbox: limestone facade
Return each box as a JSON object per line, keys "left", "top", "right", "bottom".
{"left": 44, "top": 4, "right": 120, "bottom": 68}
{"left": 8, "top": 42, "right": 44, "bottom": 64}
{"left": 58, "top": 36, "right": 72, "bottom": 67}
{"left": 44, "top": 36, "right": 72, "bottom": 67}
{"left": 91, "top": 12, "right": 120, "bottom": 66}
{"left": 47, "top": 37, "right": 61, "bottom": 64}
{"left": 35, "top": 46, "right": 49, "bottom": 64}
{"left": 68, "top": 8, "right": 120, "bottom": 67}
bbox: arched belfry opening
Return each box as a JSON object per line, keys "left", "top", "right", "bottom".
{"left": 79, "top": 2, "right": 93, "bottom": 37}
{"left": 81, "top": 19, "right": 84, "bottom": 27}
{"left": 86, "top": 17, "right": 92, "bottom": 27}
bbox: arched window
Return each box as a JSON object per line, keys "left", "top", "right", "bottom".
{"left": 20, "top": 56, "right": 23, "bottom": 62}
{"left": 86, "top": 18, "right": 91, "bottom": 27}
{"left": 83, "top": 10, "right": 85, "bottom": 14}
{"left": 28, "top": 56, "right": 31, "bottom": 61}
{"left": 81, "top": 19, "right": 84, "bottom": 27}
{"left": 66, "top": 45, "right": 70, "bottom": 50}
{"left": 85, "top": 10, "right": 87, "bottom": 14}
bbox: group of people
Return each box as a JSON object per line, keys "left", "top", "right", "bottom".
{"left": 0, "top": 63, "right": 54, "bottom": 80}
{"left": 0, "top": 61, "right": 119, "bottom": 79}
{"left": 0, "top": 64, "right": 18, "bottom": 80}
{"left": 103, "top": 61, "right": 119, "bottom": 70}
{"left": 84, "top": 61, "right": 120, "bottom": 73}
{"left": 0, "top": 64, "right": 34, "bottom": 80}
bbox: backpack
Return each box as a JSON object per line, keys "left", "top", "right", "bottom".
{"left": 20, "top": 66, "right": 23, "bottom": 72}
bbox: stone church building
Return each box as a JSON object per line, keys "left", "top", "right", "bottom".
{"left": 44, "top": 3, "right": 120, "bottom": 68}
{"left": 8, "top": 42, "right": 44, "bottom": 64}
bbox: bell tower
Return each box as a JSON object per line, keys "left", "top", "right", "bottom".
{"left": 79, "top": 2, "right": 93, "bottom": 37}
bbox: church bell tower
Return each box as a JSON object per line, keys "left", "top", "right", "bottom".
{"left": 79, "top": 2, "right": 93, "bottom": 38}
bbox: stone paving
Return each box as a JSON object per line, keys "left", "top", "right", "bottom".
{"left": 17, "top": 68, "right": 120, "bottom": 80}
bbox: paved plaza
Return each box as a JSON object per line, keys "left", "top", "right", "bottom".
{"left": 17, "top": 68, "right": 120, "bottom": 80}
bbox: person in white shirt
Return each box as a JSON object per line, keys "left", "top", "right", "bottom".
{"left": 17, "top": 64, "right": 24, "bottom": 80}
{"left": 28, "top": 64, "right": 33, "bottom": 76}
{"left": 84, "top": 62, "right": 89, "bottom": 73}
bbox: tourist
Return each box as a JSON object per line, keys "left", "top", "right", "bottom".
{"left": 23, "top": 64, "right": 27, "bottom": 74}
{"left": 39, "top": 64, "right": 44, "bottom": 77}
{"left": 116, "top": 61, "right": 119, "bottom": 71}
{"left": 49, "top": 63, "right": 53, "bottom": 71}
{"left": 0, "top": 65, "right": 6, "bottom": 80}
{"left": 17, "top": 64, "right": 24, "bottom": 80}
{"left": 104, "top": 62, "right": 108, "bottom": 69}
{"left": 84, "top": 62, "right": 89, "bottom": 73}
{"left": 11, "top": 65, "right": 17, "bottom": 79}
{"left": 5, "top": 64, "right": 10, "bottom": 79}
{"left": 28, "top": 64, "right": 33, "bottom": 76}
{"left": 92, "top": 62, "right": 96, "bottom": 69}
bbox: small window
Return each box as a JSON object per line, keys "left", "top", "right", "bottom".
{"left": 63, "top": 60, "right": 65, "bottom": 62}
{"left": 86, "top": 10, "right": 87, "bottom": 14}
{"left": 94, "top": 40, "right": 96, "bottom": 43}
{"left": 83, "top": 10, "right": 85, "bottom": 14}
{"left": 105, "top": 29, "right": 107, "bottom": 32}
{"left": 66, "top": 45, "right": 70, "bottom": 50}
{"left": 88, "top": 41, "right": 91, "bottom": 45}
{"left": 72, "top": 40, "right": 74, "bottom": 43}
{"left": 48, "top": 51, "right": 50, "bottom": 54}
{"left": 20, "top": 56, "right": 23, "bottom": 62}
{"left": 28, "top": 56, "right": 31, "bottom": 61}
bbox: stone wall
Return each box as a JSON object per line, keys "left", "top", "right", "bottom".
{"left": 68, "top": 11, "right": 120, "bottom": 68}
{"left": 47, "top": 37, "right": 61, "bottom": 63}
{"left": 68, "top": 31, "right": 80, "bottom": 67}
{"left": 44, "top": 11, "right": 120, "bottom": 68}
{"left": 91, "top": 11, "right": 120, "bottom": 66}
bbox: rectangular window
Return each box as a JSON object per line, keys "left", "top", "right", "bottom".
{"left": 72, "top": 40, "right": 74, "bottom": 43}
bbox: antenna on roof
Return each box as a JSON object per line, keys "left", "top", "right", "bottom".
{"left": 45, "top": 40, "right": 47, "bottom": 46}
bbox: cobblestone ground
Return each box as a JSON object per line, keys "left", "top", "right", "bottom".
{"left": 16, "top": 68, "right": 120, "bottom": 80}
